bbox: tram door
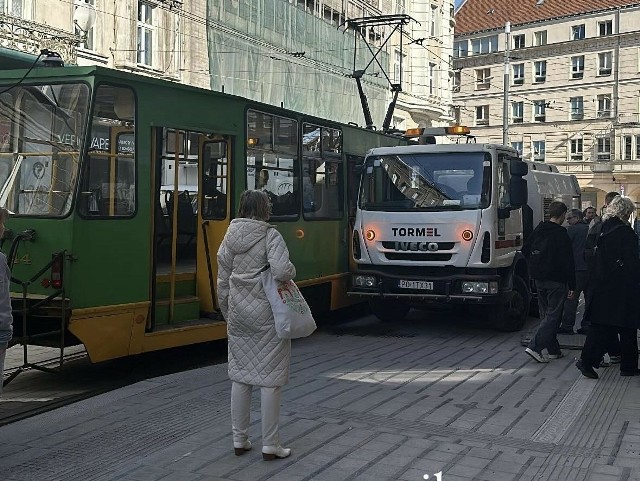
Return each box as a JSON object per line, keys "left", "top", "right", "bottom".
{"left": 150, "top": 129, "right": 230, "bottom": 329}
{"left": 197, "top": 137, "right": 230, "bottom": 314}
{"left": 150, "top": 129, "right": 200, "bottom": 329}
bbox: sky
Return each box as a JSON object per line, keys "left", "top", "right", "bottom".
{"left": 455, "top": 0, "right": 464, "bottom": 9}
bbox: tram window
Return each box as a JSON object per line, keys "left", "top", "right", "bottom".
{"left": 202, "top": 140, "right": 228, "bottom": 220}
{"left": 302, "top": 123, "right": 343, "bottom": 220}
{"left": 246, "top": 110, "right": 298, "bottom": 219}
{"left": 78, "top": 85, "right": 136, "bottom": 218}
{"left": 0, "top": 84, "right": 90, "bottom": 216}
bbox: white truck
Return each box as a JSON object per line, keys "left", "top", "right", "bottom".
{"left": 349, "top": 142, "right": 581, "bottom": 331}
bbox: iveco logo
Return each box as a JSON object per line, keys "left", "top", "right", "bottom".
{"left": 394, "top": 242, "right": 440, "bottom": 252}
{"left": 391, "top": 227, "right": 441, "bottom": 237}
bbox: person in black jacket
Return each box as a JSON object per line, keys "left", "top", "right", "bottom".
{"left": 577, "top": 196, "right": 640, "bottom": 379}
{"left": 522, "top": 201, "right": 575, "bottom": 363}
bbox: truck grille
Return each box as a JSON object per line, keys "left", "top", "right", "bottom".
{"left": 384, "top": 252, "right": 453, "bottom": 261}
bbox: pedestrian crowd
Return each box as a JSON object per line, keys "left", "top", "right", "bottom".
{"left": 523, "top": 193, "right": 640, "bottom": 379}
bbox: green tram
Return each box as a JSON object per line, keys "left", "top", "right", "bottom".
{"left": 0, "top": 65, "right": 406, "bottom": 362}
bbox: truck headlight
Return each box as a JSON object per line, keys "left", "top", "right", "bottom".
{"left": 462, "top": 281, "right": 490, "bottom": 294}
{"left": 354, "top": 275, "right": 377, "bottom": 287}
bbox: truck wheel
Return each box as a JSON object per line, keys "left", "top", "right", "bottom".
{"left": 487, "top": 276, "right": 529, "bottom": 331}
{"left": 369, "top": 299, "right": 410, "bottom": 322}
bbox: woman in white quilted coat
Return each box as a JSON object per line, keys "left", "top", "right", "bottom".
{"left": 217, "top": 190, "right": 296, "bottom": 461}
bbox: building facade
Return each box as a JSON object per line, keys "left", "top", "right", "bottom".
{"left": 0, "top": 0, "right": 453, "bottom": 129}
{"left": 453, "top": 0, "right": 640, "bottom": 207}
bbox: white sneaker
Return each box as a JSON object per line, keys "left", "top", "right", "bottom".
{"left": 525, "top": 348, "right": 549, "bottom": 363}
{"left": 262, "top": 445, "right": 291, "bottom": 461}
{"left": 233, "top": 440, "right": 252, "bottom": 456}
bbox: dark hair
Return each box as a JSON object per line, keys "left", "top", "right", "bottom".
{"left": 548, "top": 201, "right": 568, "bottom": 219}
{"left": 583, "top": 206, "right": 595, "bottom": 214}
{"left": 605, "top": 191, "right": 619, "bottom": 204}
{"left": 237, "top": 190, "right": 270, "bottom": 221}
{"left": 568, "top": 208, "right": 583, "bottom": 220}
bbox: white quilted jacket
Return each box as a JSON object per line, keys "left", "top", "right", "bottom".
{"left": 217, "top": 218, "right": 296, "bottom": 387}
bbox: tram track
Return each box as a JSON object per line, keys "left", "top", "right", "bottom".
{"left": 1, "top": 340, "right": 229, "bottom": 427}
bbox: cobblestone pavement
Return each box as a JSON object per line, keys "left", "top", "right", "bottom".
{"left": 1, "top": 311, "right": 640, "bottom": 481}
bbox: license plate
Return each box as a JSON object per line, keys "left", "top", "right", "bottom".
{"left": 398, "top": 280, "right": 433, "bottom": 290}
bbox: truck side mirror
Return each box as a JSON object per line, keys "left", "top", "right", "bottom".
{"left": 509, "top": 177, "right": 528, "bottom": 208}
{"left": 510, "top": 159, "right": 528, "bottom": 177}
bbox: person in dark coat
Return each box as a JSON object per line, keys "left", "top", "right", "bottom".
{"left": 522, "top": 201, "right": 575, "bottom": 363}
{"left": 577, "top": 196, "right": 640, "bottom": 379}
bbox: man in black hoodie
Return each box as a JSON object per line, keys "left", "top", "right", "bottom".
{"left": 522, "top": 201, "right": 576, "bottom": 363}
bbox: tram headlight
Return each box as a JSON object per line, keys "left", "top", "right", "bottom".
{"left": 353, "top": 275, "right": 377, "bottom": 288}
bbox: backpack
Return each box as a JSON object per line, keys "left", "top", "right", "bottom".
{"left": 528, "top": 229, "right": 554, "bottom": 280}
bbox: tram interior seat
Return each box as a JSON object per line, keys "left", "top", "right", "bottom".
{"left": 155, "top": 201, "right": 171, "bottom": 247}
{"left": 166, "top": 190, "right": 197, "bottom": 246}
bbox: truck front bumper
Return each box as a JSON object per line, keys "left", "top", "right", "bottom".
{"left": 348, "top": 269, "right": 505, "bottom": 305}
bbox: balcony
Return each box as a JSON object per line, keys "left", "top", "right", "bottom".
{"left": 556, "top": 160, "right": 640, "bottom": 175}
{"left": 0, "top": 13, "right": 79, "bottom": 64}
{"left": 617, "top": 113, "right": 640, "bottom": 125}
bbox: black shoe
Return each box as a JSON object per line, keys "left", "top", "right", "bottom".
{"left": 577, "top": 327, "right": 590, "bottom": 335}
{"left": 557, "top": 327, "right": 573, "bottom": 334}
{"left": 620, "top": 369, "right": 640, "bottom": 376}
{"left": 576, "top": 360, "right": 598, "bottom": 379}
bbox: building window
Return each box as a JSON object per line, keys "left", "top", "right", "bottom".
{"left": 454, "top": 40, "right": 468, "bottom": 58}
{"left": 570, "top": 139, "right": 583, "bottom": 161}
{"left": 512, "top": 102, "right": 523, "bottom": 123}
{"left": 624, "top": 136, "right": 633, "bottom": 160}
{"left": 430, "top": 4, "right": 438, "bottom": 37}
{"left": 534, "top": 30, "right": 547, "bottom": 46}
{"left": 429, "top": 62, "right": 437, "bottom": 95}
{"left": 597, "top": 137, "right": 611, "bottom": 161}
{"left": 512, "top": 64, "right": 524, "bottom": 85}
{"left": 475, "top": 68, "right": 491, "bottom": 90}
{"left": 571, "top": 56, "right": 585, "bottom": 79}
{"left": 570, "top": 96, "right": 584, "bottom": 120}
{"left": 598, "top": 20, "right": 613, "bottom": 36}
{"left": 511, "top": 142, "right": 523, "bottom": 155}
{"left": 534, "top": 100, "right": 546, "bottom": 122}
{"left": 137, "top": 1, "right": 154, "bottom": 66}
{"left": 395, "top": 0, "right": 406, "bottom": 14}
{"left": 475, "top": 105, "right": 489, "bottom": 126}
{"left": 513, "top": 34, "right": 525, "bottom": 49}
{"left": 598, "top": 52, "right": 612, "bottom": 76}
{"left": 471, "top": 35, "right": 498, "bottom": 55}
{"left": 597, "top": 94, "right": 611, "bottom": 118}
{"left": 453, "top": 71, "right": 461, "bottom": 92}
{"left": 636, "top": 135, "right": 640, "bottom": 159}
{"left": 534, "top": 60, "right": 546, "bottom": 83}
{"left": 571, "top": 24, "right": 586, "bottom": 40}
{"left": 533, "top": 141, "right": 545, "bottom": 162}
{"left": 393, "top": 49, "right": 405, "bottom": 83}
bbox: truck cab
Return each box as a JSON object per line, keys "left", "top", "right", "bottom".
{"left": 349, "top": 143, "right": 580, "bottom": 331}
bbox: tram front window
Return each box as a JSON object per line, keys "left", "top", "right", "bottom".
{"left": 359, "top": 152, "right": 491, "bottom": 212}
{"left": 0, "top": 83, "right": 90, "bottom": 216}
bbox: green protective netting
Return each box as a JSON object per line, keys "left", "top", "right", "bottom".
{"left": 207, "top": 0, "right": 391, "bottom": 128}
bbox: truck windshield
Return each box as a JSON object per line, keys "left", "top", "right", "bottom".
{"left": 0, "top": 83, "right": 90, "bottom": 216}
{"left": 360, "top": 152, "right": 491, "bottom": 211}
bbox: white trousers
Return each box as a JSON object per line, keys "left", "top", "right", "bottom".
{"left": 231, "top": 381, "right": 281, "bottom": 447}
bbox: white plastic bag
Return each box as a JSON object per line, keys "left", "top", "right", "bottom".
{"left": 261, "top": 269, "right": 316, "bottom": 339}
